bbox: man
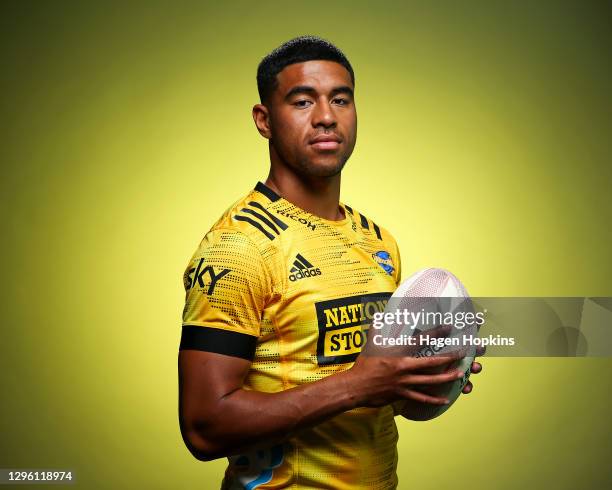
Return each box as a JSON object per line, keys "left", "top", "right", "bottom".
{"left": 178, "top": 36, "right": 481, "bottom": 489}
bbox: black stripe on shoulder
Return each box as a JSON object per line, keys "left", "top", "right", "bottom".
{"left": 235, "top": 215, "right": 275, "bottom": 240}
{"left": 254, "top": 181, "right": 281, "bottom": 202}
{"left": 248, "top": 201, "right": 288, "bottom": 230}
{"left": 359, "top": 213, "right": 370, "bottom": 230}
{"left": 344, "top": 204, "right": 354, "bottom": 215}
{"left": 180, "top": 325, "right": 257, "bottom": 360}
{"left": 240, "top": 208, "right": 279, "bottom": 234}
{"left": 373, "top": 222, "right": 382, "bottom": 240}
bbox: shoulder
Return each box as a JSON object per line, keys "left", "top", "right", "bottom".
{"left": 186, "top": 187, "right": 271, "bottom": 259}
{"left": 342, "top": 202, "right": 399, "bottom": 249}
{"left": 201, "top": 184, "right": 288, "bottom": 252}
{"left": 184, "top": 184, "right": 286, "bottom": 293}
{"left": 342, "top": 202, "right": 402, "bottom": 284}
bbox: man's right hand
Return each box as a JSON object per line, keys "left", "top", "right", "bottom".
{"left": 346, "top": 325, "right": 467, "bottom": 407}
{"left": 345, "top": 349, "right": 467, "bottom": 408}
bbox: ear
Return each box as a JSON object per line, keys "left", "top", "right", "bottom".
{"left": 252, "top": 104, "right": 272, "bottom": 139}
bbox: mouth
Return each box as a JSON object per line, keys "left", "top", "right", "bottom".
{"left": 309, "top": 134, "right": 342, "bottom": 151}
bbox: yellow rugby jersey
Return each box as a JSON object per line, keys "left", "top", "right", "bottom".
{"left": 181, "top": 182, "right": 402, "bottom": 490}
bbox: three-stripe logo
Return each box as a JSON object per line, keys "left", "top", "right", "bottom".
{"left": 234, "top": 201, "right": 288, "bottom": 240}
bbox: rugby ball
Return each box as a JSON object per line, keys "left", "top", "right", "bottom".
{"left": 386, "top": 268, "right": 477, "bottom": 421}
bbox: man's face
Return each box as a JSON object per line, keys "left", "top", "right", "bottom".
{"left": 265, "top": 60, "right": 357, "bottom": 178}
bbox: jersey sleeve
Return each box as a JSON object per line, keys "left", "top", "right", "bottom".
{"left": 180, "top": 227, "right": 272, "bottom": 360}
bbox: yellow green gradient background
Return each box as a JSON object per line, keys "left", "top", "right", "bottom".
{"left": 1, "top": 1, "right": 611, "bottom": 488}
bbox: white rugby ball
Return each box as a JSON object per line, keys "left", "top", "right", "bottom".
{"left": 387, "top": 268, "right": 477, "bottom": 421}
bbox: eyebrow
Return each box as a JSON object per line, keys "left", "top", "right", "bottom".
{"left": 284, "top": 85, "right": 354, "bottom": 100}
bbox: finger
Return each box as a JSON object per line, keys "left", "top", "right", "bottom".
{"left": 462, "top": 381, "right": 473, "bottom": 394}
{"left": 471, "top": 361, "right": 482, "bottom": 374}
{"left": 399, "top": 388, "right": 449, "bottom": 406}
{"left": 401, "top": 369, "right": 464, "bottom": 385}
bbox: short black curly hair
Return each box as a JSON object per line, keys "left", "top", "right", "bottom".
{"left": 257, "top": 35, "right": 355, "bottom": 103}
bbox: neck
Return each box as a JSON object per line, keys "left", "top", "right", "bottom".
{"left": 264, "top": 163, "right": 344, "bottom": 222}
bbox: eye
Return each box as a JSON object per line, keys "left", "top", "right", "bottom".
{"left": 294, "top": 99, "right": 313, "bottom": 108}
{"left": 332, "top": 97, "right": 349, "bottom": 106}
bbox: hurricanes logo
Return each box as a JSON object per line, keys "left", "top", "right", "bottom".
{"left": 373, "top": 250, "right": 394, "bottom": 275}
{"left": 288, "top": 253, "right": 321, "bottom": 282}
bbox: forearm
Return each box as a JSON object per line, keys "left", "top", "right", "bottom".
{"left": 181, "top": 347, "right": 463, "bottom": 460}
{"left": 189, "top": 368, "right": 359, "bottom": 459}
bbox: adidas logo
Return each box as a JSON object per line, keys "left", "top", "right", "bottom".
{"left": 289, "top": 253, "right": 322, "bottom": 282}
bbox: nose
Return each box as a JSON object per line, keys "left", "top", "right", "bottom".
{"left": 312, "top": 97, "right": 336, "bottom": 129}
